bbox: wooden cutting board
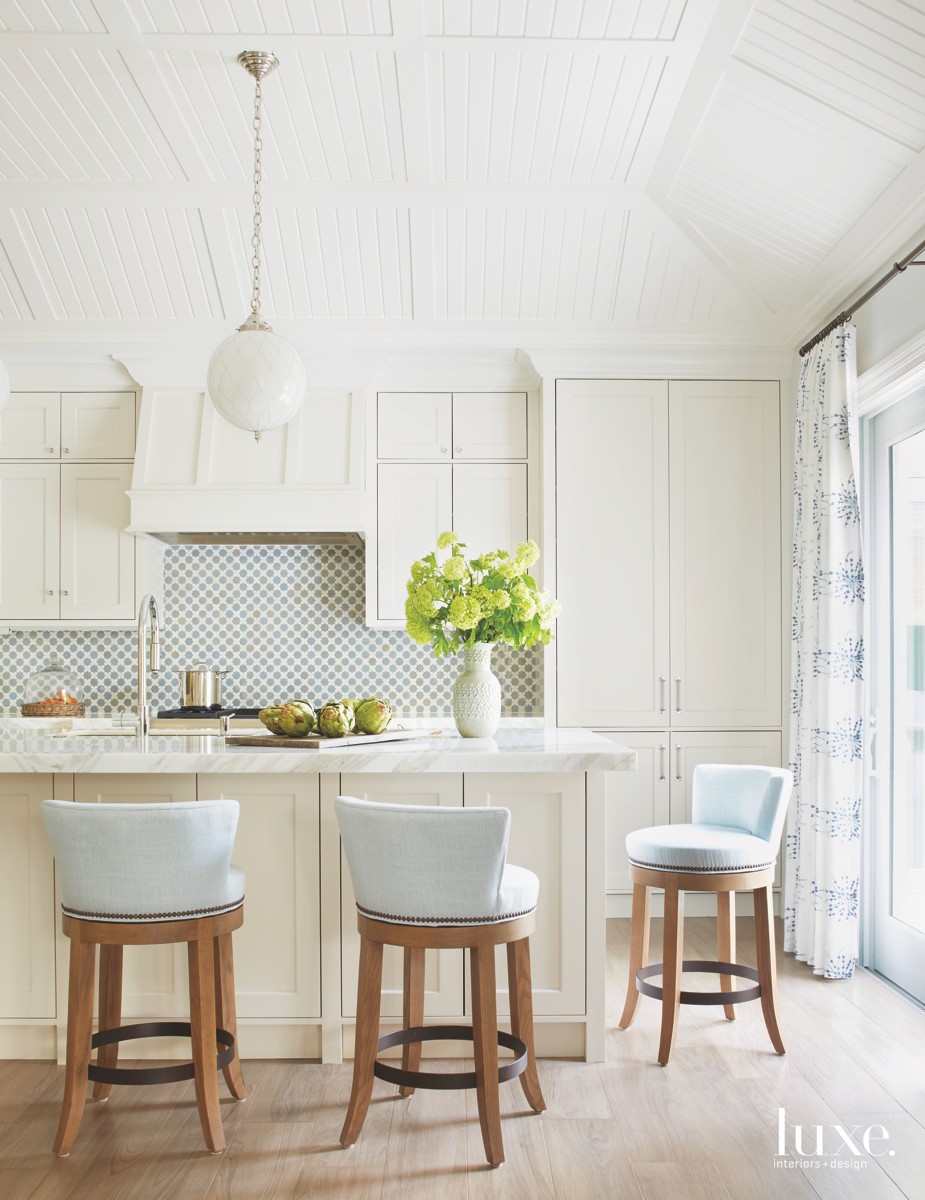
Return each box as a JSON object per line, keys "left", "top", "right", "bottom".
{"left": 225, "top": 727, "right": 444, "bottom": 750}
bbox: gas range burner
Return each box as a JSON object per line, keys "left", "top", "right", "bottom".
{"left": 156, "top": 706, "right": 263, "bottom": 719}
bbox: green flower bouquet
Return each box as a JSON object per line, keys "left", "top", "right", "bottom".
{"left": 404, "top": 531, "right": 560, "bottom": 657}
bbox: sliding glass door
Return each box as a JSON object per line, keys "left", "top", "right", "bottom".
{"left": 868, "top": 392, "right": 925, "bottom": 1000}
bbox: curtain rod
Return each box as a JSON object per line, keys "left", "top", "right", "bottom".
{"left": 798, "top": 234, "right": 925, "bottom": 357}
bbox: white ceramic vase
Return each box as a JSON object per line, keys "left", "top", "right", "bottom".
{"left": 453, "top": 643, "right": 501, "bottom": 738}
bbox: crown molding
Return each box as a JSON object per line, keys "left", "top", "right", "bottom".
{"left": 857, "top": 329, "right": 925, "bottom": 417}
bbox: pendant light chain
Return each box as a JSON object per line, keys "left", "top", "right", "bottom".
{"left": 250, "top": 75, "right": 263, "bottom": 319}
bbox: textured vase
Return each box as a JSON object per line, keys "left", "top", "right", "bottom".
{"left": 453, "top": 643, "right": 501, "bottom": 738}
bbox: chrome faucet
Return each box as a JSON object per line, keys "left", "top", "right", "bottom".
{"left": 137, "top": 593, "right": 161, "bottom": 737}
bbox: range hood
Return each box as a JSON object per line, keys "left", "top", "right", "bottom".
{"left": 127, "top": 387, "right": 369, "bottom": 545}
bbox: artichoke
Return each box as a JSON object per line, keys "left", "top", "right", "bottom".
{"left": 355, "top": 698, "right": 393, "bottom": 735}
{"left": 317, "top": 701, "right": 356, "bottom": 738}
{"left": 277, "top": 700, "right": 316, "bottom": 737}
{"left": 258, "top": 706, "right": 285, "bottom": 735}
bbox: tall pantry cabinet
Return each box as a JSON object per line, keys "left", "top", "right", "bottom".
{"left": 554, "top": 379, "right": 784, "bottom": 906}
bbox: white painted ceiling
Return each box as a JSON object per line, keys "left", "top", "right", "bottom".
{"left": 0, "top": 0, "right": 923, "bottom": 355}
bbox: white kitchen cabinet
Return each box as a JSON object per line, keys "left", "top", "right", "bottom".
{"left": 339, "top": 774, "right": 465, "bottom": 1019}
{"left": 0, "top": 774, "right": 56, "bottom": 1019}
{"left": 556, "top": 378, "right": 781, "bottom": 730}
{"left": 0, "top": 392, "right": 135, "bottom": 460}
{"left": 0, "top": 393, "right": 60, "bottom": 459}
{"left": 452, "top": 463, "right": 528, "bottom": 563}
{"left": 60, "top": 463, "right": 134, "bottom": 621}
{"left": 452, "top": 393, "right": 527, "bottom": 459}
{"left": 464, "top": 773, "right": 586, "bottom": 1016}
{"left": 378, "top": 392, "right": 526, "bottom": 461}
{"left": 601, "top": 731, "right": 783, "bottom": 895}
{"left": 0, "top": 463, "right": 135, "bottom": 624}
{"left": 198, "top": 775, "right": 321, "bottom": 1021}
{"left": 378, "top": 392, "right": 452, "bottom": 459}
{"left": 376, "top": 461, "right": 528, "bottom": 622}
{"left": 377, "top": 463, "right": 452, "bottom": 622}
{"left": 0, "top": 464, "right": 60, "bottom": 619}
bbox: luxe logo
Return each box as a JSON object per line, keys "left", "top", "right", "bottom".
{"left": 775, "top": 1108, "right": 894, "bottom": 1171}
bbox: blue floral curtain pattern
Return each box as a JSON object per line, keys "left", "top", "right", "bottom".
{"left": 785, "top": 326, "right": 865, "bottom": 979}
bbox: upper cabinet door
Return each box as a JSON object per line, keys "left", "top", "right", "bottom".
{"left": 0, "top": 393, "right": 60, "bottom": 459}
{"left": 0, "top": 465, "right": 60, "bottom": 619}
{"left": 556, "top": 380, "right": 670, "bottom": 728}
{"left": 59, "top": 463, "right": 134, "bottom": 620}
{"left": 61, "top": 392, "right": 136, "bottom": 459}
{"left": 452, "top": 393, "right": 527, "bottom": 459}
{"left": 377, "top": 463, "right": 452, "bottom": 621}
{"left": 668, "top": 381, "right": 781, "bottom": 728}
{"left": 452, "top": 463, "right": 527, "bottom": 557}
{"left": 378, "top": 393, "right": 452, "bottom": 460}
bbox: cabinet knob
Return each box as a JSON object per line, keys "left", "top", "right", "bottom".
{"left": 439, "top": 446, "right": 448, "bottom": 455}
{"left": 63, "top": 447, "right": 70, "bottom": 454}
{"left": 454, "top": 446, "right": 462, "bottom": 454}
{"left": 46, "top": 589, "right": 55, "bottom": 596}
{"left": 46, "top": 446, "right": 55, "bottom": 454}
{"left": 60, "top": 589, "right": 69, "bottom": 597}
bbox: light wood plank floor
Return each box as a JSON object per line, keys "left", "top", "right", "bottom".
{"left": 2, "top": 917, "right": 923, "bottom": 1200}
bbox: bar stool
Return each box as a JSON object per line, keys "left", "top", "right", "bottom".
{"left": 41, "top": 799, "right": 246, "bottom": 1156}
{"left": 334, "top": 795, "right": 546, "bottom": 1167}
{"left": 618, "top": 764, "right": 793, "bottom": 1065}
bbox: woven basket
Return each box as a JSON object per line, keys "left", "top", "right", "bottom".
{"left": 21, "top": 701, "right": 86, "bottom": 718}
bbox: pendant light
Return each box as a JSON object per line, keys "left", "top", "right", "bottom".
{"left": 207, "top": 51, "right": 305, "bottom": 442}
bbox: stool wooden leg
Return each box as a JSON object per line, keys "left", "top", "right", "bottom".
{"left": 341, "top": 934, "right": 384, "bottom": 1148}
{"left": 716, "top": 891, "right": 736, "bottom": 1021}
{"left": 213, "top": 932, "right": 246, "bottom": 1101}
{"left": 187, "top": 936, "right": 225, "bottom": 1153}
{"left": 657, "top": 881, "right": 684, "bottom": 1066}
{"left": 506, "top": 937, "right": 545, "bottom": 1113}
{"left": 399, "top": 946, "right": 425, "bottom": 1098}
{"left": 754, "top": 884, "right": 785, "bottom": 1055}
{"left": 54, "top": 938, "right": 97, "bottom": 1156}
{"left": 470, "top": 942, "right": 504, "bottom": 1167}
{"left": 92, "top": 944, "right": 123, "bottom": 1101}
{"left": 619, "top": 882, "right": 650, "bottom": 1029}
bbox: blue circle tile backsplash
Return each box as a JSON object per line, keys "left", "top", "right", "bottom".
{"left": 1, "top": 545, "right": 542, "bottom": 717}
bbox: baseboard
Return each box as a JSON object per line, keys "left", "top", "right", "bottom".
{"left": 606, "top": 890, "right": 783, "bottom": 919}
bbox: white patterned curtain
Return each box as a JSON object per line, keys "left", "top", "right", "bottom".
{"left": 784, "top": 325, "right": 864, "bottom": 979}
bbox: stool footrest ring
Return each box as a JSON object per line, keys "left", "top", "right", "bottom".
{"left": 636, "top": 960, "right": 762, "bottom": 1006}
{"left": 87, "top": 1021, "right": 236, "bottom": 1086}
{"left": 374, "top": 1024, "right": 527, "bottom": 1091}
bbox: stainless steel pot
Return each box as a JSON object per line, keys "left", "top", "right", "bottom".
{"left": 178, "top": 662, "right": 230, "bottom": 709}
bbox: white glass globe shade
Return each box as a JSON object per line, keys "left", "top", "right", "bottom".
{"left": 207, "top": 327, "right": 305, "bottom": 437}
{"left": 0, "top": 354, "right": 9, "bottom": 416}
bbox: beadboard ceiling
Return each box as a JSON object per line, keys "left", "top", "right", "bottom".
{"left": 0, "top": 0, "right": 923, "bottom": 356}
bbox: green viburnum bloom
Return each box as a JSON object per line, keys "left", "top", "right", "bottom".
{"left": 538, "top": 596, "right": 561, "bottom": 629}
{"left": 493, "top": 589, "right": 512, "bottom": 610}
{"left": 448, "top": 594, "right": 481, "bottom": 630}
{"left": 496, "top": 559, "right": 520, "bottom": 581}
{"left": 411, "top": 585, "right": 440, "bottom": 618}
{"left": 436, "top": 531, "right": 459, "bottom": 549}
{"left": 471, "top": 585, "right": 495, "bottom": 613}
{"left": 515, "top": 539, "right": 540, "bottom": 569}
{"left": 410, "top": 559, "right": 430, "bottom": 584}
{"left": 443, "top": 555, "right": 467, "bottom": 581}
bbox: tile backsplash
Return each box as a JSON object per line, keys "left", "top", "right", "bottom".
{"left": 1, "top": 545, "right": 542, "bottom": 717}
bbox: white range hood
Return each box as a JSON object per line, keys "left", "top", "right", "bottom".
{"left": 127, "top": 385, "right": 369, "bottom": 545}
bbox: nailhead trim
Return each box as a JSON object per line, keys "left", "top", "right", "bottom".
{"left": 62, "top": 897, "right": 245, "bottom": 921}
{"left": 628, "top": 857, "right": 773, "bottom": 873}
{"left": 357, "top": 902, "right": 536, "bottom": 926}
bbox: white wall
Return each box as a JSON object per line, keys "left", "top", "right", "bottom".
{"left": 855, "top": 260, "right": 925, "bottom": 375}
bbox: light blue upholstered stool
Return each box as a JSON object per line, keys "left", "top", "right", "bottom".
{"left": 335, "top": 795, "right": 546, "bottom": 1168}
{"left": 41, "top": 800, "right": 246, "bottom": 1156}
{"left": 618, "top": 764, "right": 793, "bottom": 1065}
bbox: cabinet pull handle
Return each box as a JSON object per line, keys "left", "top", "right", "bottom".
{"left": 674, "top": 677, "right": 681, "bottom": 712}
{"left": 658, "top": 676, "right": 666, "bottom": 713}
{"left": 658, "top": 744, "right": 666, "bottom": 781}
{"left": 675, "top": 744, "right": 682, "bottom": 781}
{"left": 439, "top": 446, "right": 448, "bottom": 455}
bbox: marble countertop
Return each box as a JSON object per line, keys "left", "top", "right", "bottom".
{"left": 0, "top": 722, "right": 636, "bottom": 774}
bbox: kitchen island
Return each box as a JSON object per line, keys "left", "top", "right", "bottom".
{"left": 0, "top": 725, "right": 634, "bottom": 1065}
